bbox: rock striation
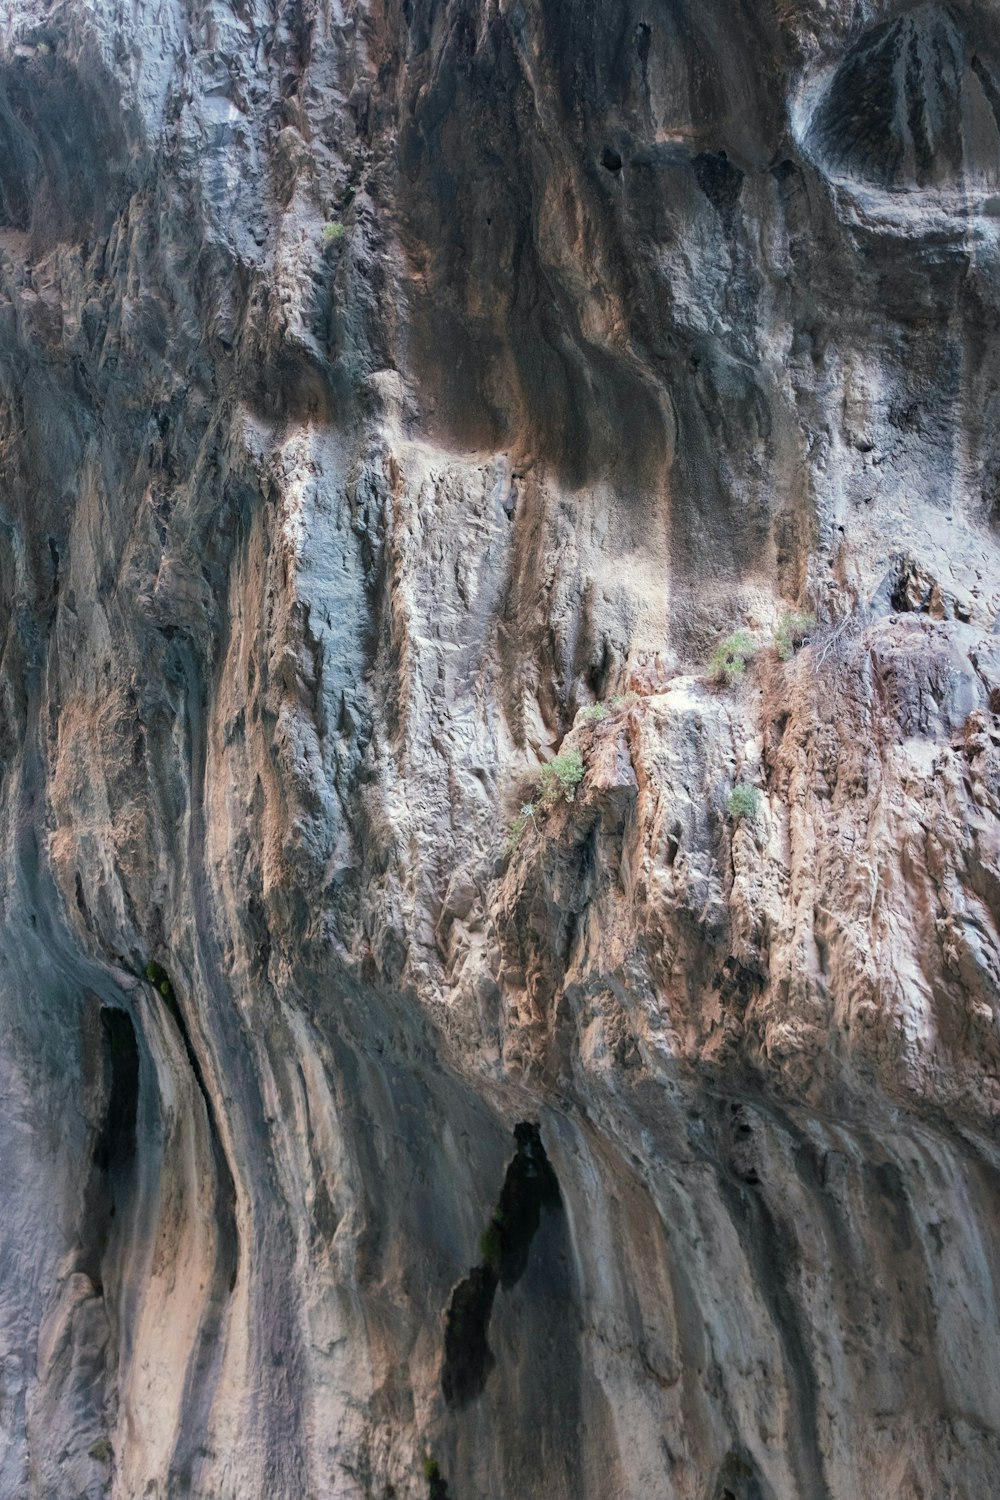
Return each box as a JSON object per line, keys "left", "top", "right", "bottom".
{"left": 0, "top": 1, "right": 998, "bottom": 1497}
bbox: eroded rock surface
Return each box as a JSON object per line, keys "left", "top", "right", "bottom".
{"left": 0, "top": 1, "right": 998, "bottom": 1497}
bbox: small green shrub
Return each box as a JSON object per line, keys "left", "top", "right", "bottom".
{"left": 610, "top": 691, "right": 639, "bottom": 710}
{"left": 144, "top": 959, "right": 184, "bottom": 1028}
{"left": 504, "top": 802, "right": 536, "bottom": 856}
{"left": 144, "top": 960, "right": 173, "bottom": 1000}
{"left": 774, "top": 609, "right": 817, "bottom": 661}
{"left": 727, "top": 785, "right": 761, "bottom": 821}
{"left": 578, "top": 702, "right": 606, "bottom": 723}
{"left": 504, "top": 750, "right": 586, "bottom": 853}
{"left": 321, "top": 221, "right": 346, "bottom": 245}
{"left": 711, "top": 630, "right": 758, "bottom": 685}
{"left": 537, "top": 749, "right": 584, "bottom": 805}
{"left": 423, "top": 1456, "right": 441, "bottom": 1481}
{"left": 88, "top": 1439, "right": 112, "bottom": 1463}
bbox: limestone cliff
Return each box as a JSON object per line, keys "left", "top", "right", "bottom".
{"left": 0, "top": 2, "right": 999, "bottom": 1497}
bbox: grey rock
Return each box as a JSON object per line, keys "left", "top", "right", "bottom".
{"left": 0, "top": 2, "right": 998, "bottom": 1497}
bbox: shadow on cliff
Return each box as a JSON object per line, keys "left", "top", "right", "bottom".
{"left": 0, "top": 41, "right": 129, "bottom": 251}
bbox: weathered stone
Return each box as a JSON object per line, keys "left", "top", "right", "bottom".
{"left": 0, "top": 2, "right": 998, "bottom": 1498}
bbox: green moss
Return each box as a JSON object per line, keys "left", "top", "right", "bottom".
{"left": 727, "top": 785, "right": 761, "bottom": 821}
{"left": 774, "top": 609, "right": 817, "bottom": 661}
{"left": 322, "top": 221, "right": 346, "bottom": 245}
{"left": 88, "top": 1439, "right": 112, "bottom": 1463}
{"left": 422, "top": 1456, "right": 440, "bottom": 1480}
{"left": 479, "top": 1216, "right": 503, "bottom": 1273}
{"left": 537, "top": 748, "right": 584, "bottom": 806}
{"left": 144, "top": 959, "right": 183, "bottom": 1027}
{"left": 144, "top": 960, "right": 171, "bottom": 997}
{"left": 710, "top": 630, "right": 758, "bottom": 685}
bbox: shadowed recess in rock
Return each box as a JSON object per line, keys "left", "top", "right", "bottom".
{"left": 78, "top": 1005, "right": 140, "bottom": 1286}
{"left": 93, "top": 1007, "right": 140, "bottom": 1182}
{"left": 0, "top": 48, "right": 128, "bottom": 246}
{"left": 715, "top": 1447, "right": 772, "bottom": 1500}
{"left": 806, "top": 3, "right": 1000, "bottom": 189}
{"left": 423, "top": 1454, "right": 452, "bottom": 1499}
{"left": 441, "top": 1122, "right": 561, "bottom": 1407}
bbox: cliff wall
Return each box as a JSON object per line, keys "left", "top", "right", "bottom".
{"left": 0, "top": 3, "right": 998, "bottom": 1497}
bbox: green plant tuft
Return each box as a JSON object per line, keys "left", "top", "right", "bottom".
{"left": 88, "top": 1439, "right": 112, "bottom": 1463}
{"left": 577, "top": 702, "right": 606, "bottom": 723}
{"left": 610, "top": 690, "right": 639, "bottom": 710}
{"left": 537, "top": 749, "right": 584, "bottom": 806}
{"left": 727, "top": 785, "right": 761, "bottom": 821}
{"left": 145, "top": 959, "right": 180, "bottom": 1019}
{"left": 422, "top": 1456, "right": 441, "bottom": 1480}
{"left": 711, "top": 630, "right": 758, "bottom": 685}
{"left": 774, "top": 609, "right": 817, "bottom": 661}
{"left": 504, "top": 801, "right": 536, "bottom": 856}
{"left": 322, "top": 221, "right": 346, "bottom": 245}
{"left": 144, "top": 960, "right": 171, "bottom": 997}
{"left": 504, "top": 749, "right": 587, "bottom": 853}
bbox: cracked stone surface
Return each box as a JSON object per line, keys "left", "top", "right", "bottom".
{"left": 0, "top": 1, "right": 999, "bottom": 1497}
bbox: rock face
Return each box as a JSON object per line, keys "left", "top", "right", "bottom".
{"left": 0, "top": 1, "right": 999, "bottom": 1496}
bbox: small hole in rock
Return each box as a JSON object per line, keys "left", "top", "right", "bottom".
{"left": 602, "top": 147, "right": 623, "bottom": 172}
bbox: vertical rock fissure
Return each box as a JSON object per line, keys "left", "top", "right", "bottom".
{"left": 714, "top": 1445, "right": 773, "bottom": 1500}
{"left": 441, "top": 1122, "right": 562, "bottom": 1408}
{"left": 161, "top": 660, "right": 242, "bottom": 1493}
{"left": 79, "top": 1006, "right": 140, "bottom": 1290}
{"left": 146, "top": 952, "right": 240, "bottom": 1494}
{"left": 93, "top": 1007, "right": 140, "bottom": 1183}
{"left": 710, "top": 1119, "right": 832, "bottom": 1500}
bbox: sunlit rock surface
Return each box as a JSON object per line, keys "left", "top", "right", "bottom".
{"left": 0, "top": 2, "right": 999, "bottom": 1497}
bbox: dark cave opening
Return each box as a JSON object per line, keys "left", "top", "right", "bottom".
{"left": 714, "top": 1448, "right": 769, "bottom": 1500}
{"left": 441, "top": 1122, "right": 562, "bottom": 1407}
{"left": 77, "top": 1005, "right": 140, "bottom": 1288}
{"left": 93, "top": 1006, "right": 139, "bottom": 1181}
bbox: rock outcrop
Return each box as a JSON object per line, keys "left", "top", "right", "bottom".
{"left": 0, "top": 1, "right": 998, "bottom": 1497}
